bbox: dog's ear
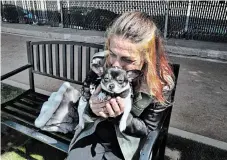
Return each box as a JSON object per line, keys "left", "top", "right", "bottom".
{"left": 126, "top": 70, "right": 142, "bottom": 82}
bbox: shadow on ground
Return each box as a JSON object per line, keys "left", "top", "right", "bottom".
{"left": 166, "top": 134, "right": 227, "bottom": 160}
{"left": 1, "top": 126, "right": 66, "bottom": 160}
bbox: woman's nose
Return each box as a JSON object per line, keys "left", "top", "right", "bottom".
{"left": 112, "top": 59, "right": 122, "bottom": 68}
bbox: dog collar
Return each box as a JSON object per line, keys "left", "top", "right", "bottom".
{"left": 101, "top": 88, "right": 131, "bottom": 98}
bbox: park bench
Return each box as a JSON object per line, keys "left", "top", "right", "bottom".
{"left": 1, "top": 41, "right": 179, "bottom": 160}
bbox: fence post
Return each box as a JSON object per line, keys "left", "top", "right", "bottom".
{"left": 164, "top": 0, "right": 169, "bottom": 39}
{"left": 59, "top": 0, "right": 64, "bottom": 27}
{"left": 185, "top": 0, "right": 191, "bottom": 33}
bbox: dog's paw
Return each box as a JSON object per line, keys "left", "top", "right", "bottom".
{"left": 83, "top": 114, "right": 94, "bottom": 122}
{"left": 78, "top": 115, "right": 85, "bottom": 129}
{"left": 97, "top": 92, "right": 106, "bottom": 102}
{"left": 78, "top": 120, "right": 84, "bottom": 129}
{"left": 119, "top": 121, "right": 127, "bottom": 132}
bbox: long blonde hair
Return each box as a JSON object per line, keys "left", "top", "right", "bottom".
{"left": 105, "top": 12, "right": 174, "bottom": 103}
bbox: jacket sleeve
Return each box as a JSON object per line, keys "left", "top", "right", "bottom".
{"left": 122, "top": 90, "right": 172, "bottom": 138}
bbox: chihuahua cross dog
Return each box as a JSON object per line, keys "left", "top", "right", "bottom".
{"left": 99, "top": 67, "right": 141, "bottom": 131}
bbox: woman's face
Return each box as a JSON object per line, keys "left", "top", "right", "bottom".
{"left": 108, "top": 36, "right": 143, "bottom": 71}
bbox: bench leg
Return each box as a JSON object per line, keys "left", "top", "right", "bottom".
{"left": 158, "top": 134, "right": 167, "bottom": 160}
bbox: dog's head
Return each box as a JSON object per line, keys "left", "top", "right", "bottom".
{"left": 101, "top": 67, "right": 142, "bottom": 94}
{"left": 90, "top": 57, "right": 105, "bottom": 76}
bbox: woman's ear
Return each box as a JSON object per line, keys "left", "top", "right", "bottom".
{"left": 126, "top": 70, "right": 143, "bottom": 82}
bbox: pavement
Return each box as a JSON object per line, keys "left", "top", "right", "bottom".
{"left": 1, "top": 23, "right": 227, "bottom": 146}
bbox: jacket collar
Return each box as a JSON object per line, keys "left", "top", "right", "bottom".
{"left": 132, "top": 77, "right": 154, "bottom": 109}
{"left": 132, "top": 76, "right": 151, "bottom": 96}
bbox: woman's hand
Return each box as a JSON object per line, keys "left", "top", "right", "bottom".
{"left": 89, "top": 85, "right": 125, "bottom": 118}
{"left": 89, "top": 85, "right": 109, "bottom": 118}
{"left": 106, "top": 97, "right": 124, "bottom": 117}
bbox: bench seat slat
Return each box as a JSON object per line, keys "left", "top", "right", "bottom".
{"left": 24, "top": 94, "right": 48, "bottom": 103}
{"left": 9, "top": 103, "right": 39, "bottom": 116}
{"left": 28, "top": 91, "right": 49, "bottom": 100}
{"left": 17, "top": 100, "right": 41, "bottom": 112}
{"left": 21, "top": 96, "right": 44, "bottom": 106}
{"left": 2, "top": 108, "right": 35, "bottom": 125}
{"left": 3, "top": 105, "right": 37, "bottom": 119}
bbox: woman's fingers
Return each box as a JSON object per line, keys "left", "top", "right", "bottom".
{"left": 92, "top": 107, "right": 104, "bottom": 113}
{"left": 110, "top": 99, "right": 121, "bottom": 116}
{"left": 89, "top": 93, "right": 106, "bottom": 116}
{"left": 116, "top": 97, "right": 125, "bottom": 112}
{"left": 98, "top": 111, "right": 108, "bottom": 118}
{"left": 106, "top": 102, "right": 115, "bottom": 117}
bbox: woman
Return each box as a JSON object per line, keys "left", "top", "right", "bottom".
{"left": 67, "top": 11, "right": 175, "bottom": 160}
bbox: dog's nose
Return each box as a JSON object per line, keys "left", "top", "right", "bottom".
{"left": 109, "top": 84, "right": 115, "bottom": 90}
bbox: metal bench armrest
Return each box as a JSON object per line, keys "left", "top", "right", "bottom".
{"left": 1, "top": 64, "right": 32, "bottom": 81}
{"left": 139, "top": 130, "right": 159, "bottom": 160}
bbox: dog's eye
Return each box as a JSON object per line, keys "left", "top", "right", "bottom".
{"left": 104, "top": 77, "right": 109, "bottom": 82}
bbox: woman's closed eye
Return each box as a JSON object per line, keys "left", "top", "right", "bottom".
{"left": 109, "top": 50, "right": 136, "bottom": 64}
{"left": 121, "top": 58, "right": 135, "bottom": 64}
{"left": 110, "top": 52, "right": 117, "bottom": 57}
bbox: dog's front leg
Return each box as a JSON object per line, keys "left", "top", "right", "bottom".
{"left": 119, "top": 95, "right": 132, "bottom": 132}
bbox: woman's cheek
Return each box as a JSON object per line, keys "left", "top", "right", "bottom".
{"left": 124, "top": 64, "right": 140, "bottom": 71}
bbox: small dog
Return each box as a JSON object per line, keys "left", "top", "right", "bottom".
{"left": 99, "top": 67, "right": 141, "bottom": 131}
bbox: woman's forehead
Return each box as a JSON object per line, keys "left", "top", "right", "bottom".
{"left": 109, "top": 36, "right": 138, "bottom": 57}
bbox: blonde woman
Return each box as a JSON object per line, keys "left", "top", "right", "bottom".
{"left": 67, "top": 11, "right": 174, "bottom": 160}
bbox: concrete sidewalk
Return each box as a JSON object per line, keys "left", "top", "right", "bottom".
{"left": 1, "top": 23, "right": 227, "bottom": 60}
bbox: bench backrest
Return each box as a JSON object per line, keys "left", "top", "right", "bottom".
{"left": 26, "top": 41, "right": 104, "bottom": 90}
{"left": 26, "top": 41, "right": 179, "bottom": 98}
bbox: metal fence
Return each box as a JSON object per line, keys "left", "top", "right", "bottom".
{"left": 1, "top": 0, "right": 227, "bottom": 42}
{"left": 1, "top": 0, "right": 60, "bottom": 26}
{"left": 62, "top": 1, "right": 167, "bottom": 33}
{"left": 167, "top": 1, "right": 227, "bottom": 42}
